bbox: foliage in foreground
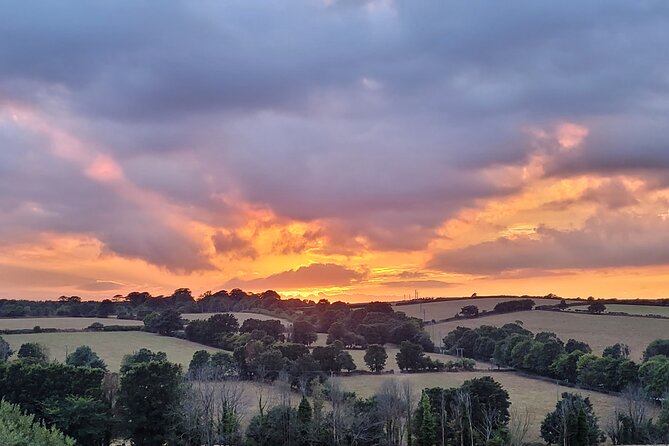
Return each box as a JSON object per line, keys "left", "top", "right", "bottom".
{"left": 0, "top": 400, "right": 75, "bottom": 446}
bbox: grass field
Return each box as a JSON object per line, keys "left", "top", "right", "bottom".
{"left": 182, "top": 312, "right": 290, "bottom": 325}
{"left": 4, "top": 331, "right": 222, "bottom": 371}
{"left": 0, "top": 317, "right": 143, "bottom": 330}
{"left": 394, "top": 297, "right": 560, "bottom": 322}
{"left": 430, "top": 310, "right": 669, "bottom": 360}
{"left": 337, "top": 371, "right": 620, "bottom": 442}
{"left": 602, "top": 304, "right": 669, "bottom": 317}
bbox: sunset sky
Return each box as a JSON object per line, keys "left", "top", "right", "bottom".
{"left": 2, "top": 1, "right": 669, "bottom": 301}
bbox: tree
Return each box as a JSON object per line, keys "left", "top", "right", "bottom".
{"left": 121, "top": 348, "right": 168, "bottom": 372}
{"left": 292, "top": 320, "right": 318, "bottom": 345}
{"left": 66, "top": 345, "right": 107, "bottom": 370}
{"left": 508, "top": 407, "right": 533, "bottom": 446}
{"left": 603, "top": 343, "right": 630, "bottom": 360}
{"left": 143, "top": 309, "right": 184, "bottom": 335}
{"left": 460, "top": 305, "right": 479, "bottom": 318}
{"left": 541, "top": 392, "right": 604, "bottom": 446}
{"left": 337, "top": 350, "right": 357, "bottom": 372}
{"left": 550, "top": 350, "right": 586, "bottom": 383}
{"left": 364, "top": 345, "right": 388, "bottom": 373}
{"left": 0, "top": 400, "right": 75, "bottom": 446}
{"left": 42, "top": 395, "right": 112, "bottom": 446}
{"left": 565, "top": 339, "right": 592, "bottom": 354}
{"left": 17, "top": 343, "right": 48, "bottom": 364}
{"left": 179, "top": 376, "right": 243, "bottom": 446}
{"left": 298, "top": 396, "right": 312, "bottom": 423}
{"left": 643, "top": 339, "right": 669, "bottom": 360}
{"left": 189, "top": 350, "right": 211, "bottom": 373}
{"left": 638, "top": 355, "right": 669, "bottom": 399}
{"left": 97, "top": 299, "right": 114, "bottom": 318}
{"left": 0, "top": 335, "right": 13, "bottom": 361}
{"left": 245, "top": 405, "right": 308, "bottom": 446}
{"left": 587, "top": 302, "right": 606, "bottom": 314}
{"left": 327, "top": 321, "right": 348, "bottom": 344}
{"left": 605, "top": 386, "right": 653, "bottom": 445}
{"left": 250, "top": 348, "right": 286, "bottom": 381}
{"left": 118, "top": 359, "right": 183, "bottom": 446}
{"left": 396, "top": 341, "right": 428, "bottom": 372}
{"left": 414, "top": 391, "right": 437, "bottom": 446}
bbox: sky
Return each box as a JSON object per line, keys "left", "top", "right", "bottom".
{"left": 2, "top": 1, "right": 669, "bottom": 301}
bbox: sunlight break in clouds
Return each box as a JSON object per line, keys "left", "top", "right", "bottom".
{"left": 2, "top": 1, "right": 669, "bottom": 300}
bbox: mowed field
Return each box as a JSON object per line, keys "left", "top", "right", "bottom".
{"left": 4, "top": 331, "right": 223, "bottom": 371}
{"left": 394, "top": 297, "right": 560, "bottom": 322}
{"left": 183, "top": 312, "right": 290, "bottom": 325}
{"left": 0, "top": 317, "right": 143, "bottom": 330}
{"left": 602, "top": 304, "right": 669, "bottom": 317}
{"left": 430, "top": 310, "right": 669, "bottom": 360}
{"left": 337, "top": 371, "right": 620, "bottom": 442}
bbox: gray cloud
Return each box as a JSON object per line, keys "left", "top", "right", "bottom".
{"left": 1, "top": 1, "right": 669, "bottom": 269}
{"left": 429, "top": 213, "right": 669, "bottom": 274}
{"left": 212, "top": 231, "right": 257, "bottom": 259}
{"left": 224, "top": 263, "right": 365, "bottom": 290}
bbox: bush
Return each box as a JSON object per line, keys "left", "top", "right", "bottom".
{"left": 0, "top": 400, "right": 75, "bottom": 446}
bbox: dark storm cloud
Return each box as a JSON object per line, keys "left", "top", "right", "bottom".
{"left": 2, "top": 1, "right": 669, "bottom": 268}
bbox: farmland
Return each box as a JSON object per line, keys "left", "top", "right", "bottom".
{"left": 430, "top": 309, "right": 669, "bottom": 360}
{"left": 3, "top": 331, "right": 223, "bottom": 371}
{"left": 601, "top": 303, "right": 669, "bottom": 317}
{"left": 182, "top": 312, "right": 290, "bottom": 325}
{"left": 0, "top": 312, "right": 288, "bottom": 332}
{"left": 394, "top": 297, "right": 560, "bottom": 322}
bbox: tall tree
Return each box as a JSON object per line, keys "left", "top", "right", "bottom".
{"left": 292, "top": 320, "right": 318, "bottom": 345}
{"left": 118, "top": 359, "right": 183, "bottom": 446}
{"left": 414, "top": 392, "right": 437, "bottom": 446}
{"left": 364, "top": 345, "right": 388, "bottom": 373}
{"left": 541, "top": 393, "right": 604, "bottom": 446}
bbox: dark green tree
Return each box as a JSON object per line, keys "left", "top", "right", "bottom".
{"left": 143, "top": 309, "right": 184, "bottom": 335}
{"left": 42, "top": 395, "right": 112, "bottom": 446}
{"left": 118, "top": 359, "right": 183, "bottom": 446}
{"left": 188, "top": 350, "right": 211, "bottom": 373}
{"left": 414, "top": 391, "right": 437, "bottom": 446}
{"left": 292, "top": 320, "right": 318, "bottom": 345}
{"left": 550, "top": 350, "right": 586, "bottom": 383}
{"left": 17, "top": 342, "right": 48, "bottom": 364}
{"left": 364, "top": 344, "right": 388, "bottom": 373}
{"left": 541, "top": 393, "right": 604, "bottom": 446}
{"left": 643, "top": 339, "right": 669, "bottom": 360}
{"left": 120, "top": 348, "right": 167, "bottom": 372}
{"left": 565, "top": 339, "right": 592, "bottom": 354}
{"left": 460, "top": 305, "right": 480, "bottom": 318}
{"left": 298, "top": 396, "right": 312, "bottom": 423}
{"left": 66, "top": 345, "right": 107, "bottom": 370}
{"left": 396, "top": 341, "right": 427, "bottom": 372}
{"left": 638, "top": 355, "right": 669, "bottom": 399}
{"left": 587, "top": 302, "right": 606, "bottom": 314}
{"left": 603, "top": 343, "right": 630, "bottom": 360}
